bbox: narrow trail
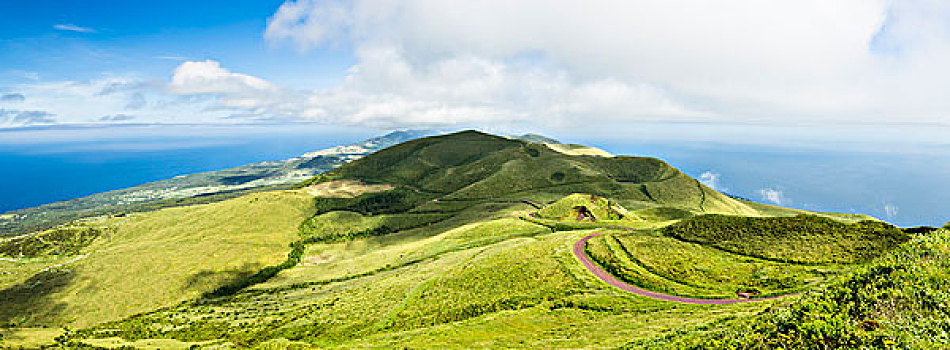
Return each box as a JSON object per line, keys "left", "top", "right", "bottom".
{"left": 573, "top": 230, "right": 795, "bottom": 304}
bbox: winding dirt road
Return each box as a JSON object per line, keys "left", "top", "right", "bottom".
{"left": 573, "top": 231, "right": 794, "bottom": 304}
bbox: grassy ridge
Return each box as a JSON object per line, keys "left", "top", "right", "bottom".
{"left": 663, "top": 214, "right": 909, "bottom": 264}
{"left": 60, "top": 232, "right": 587, "bottom": 347}
{"left": 639, "top": 229, "right": 950, "bottom": 349}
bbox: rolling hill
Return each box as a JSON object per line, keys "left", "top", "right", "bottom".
{"left": 0, "top": 130, "right": 942, "bottom": 348}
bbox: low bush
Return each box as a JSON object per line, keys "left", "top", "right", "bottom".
{"left": 207, "top": 241, "right": 305, "bottom": 297}
{"left": 0, "top": 226, "right": 103, "bottom": 257}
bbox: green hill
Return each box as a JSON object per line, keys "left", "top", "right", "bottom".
{"left": 312, "top": 130, "right": 759, "bottom": 216}
{"left": 3, "top": 130, "right": 933, "bottom": 349}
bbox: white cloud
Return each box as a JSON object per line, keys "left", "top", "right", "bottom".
{"left": 262, "top": 0, "right": 950, "bottom": 126}
{"left": 10, "top": 70, "right": 40, "bottom": 81}
{"left": 53, "top": 24, "right": 96, "bottom": 33}
{"left": 884, "top": 203, "right": 899, "bottom": 220}
{"left": 10, "top": 1, "right": 950, "bottom": 132}
{"left": 6, "top": 75, "right": 225, "bottom": 126}
{"left": 699, "top": 171, "right": 726, "bottom": 192}
{"left": 264, "top": 0, "right": 353, "bottom": 52}
{"left": 169, "top": 60, "right": 276, "bottom": 97}
{"left": 759, "top": 188, "right": 788, "bottom": 205}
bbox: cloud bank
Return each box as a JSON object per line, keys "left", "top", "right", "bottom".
{"left": 6, "top": 1, "right": 950, "bottom": 131}
{"left": 258, "top": 0, "right": 950, "bottom": 127}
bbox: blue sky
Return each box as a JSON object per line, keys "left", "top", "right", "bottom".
{"left": 0, "top": 1, "right": 352, "bottom": 88}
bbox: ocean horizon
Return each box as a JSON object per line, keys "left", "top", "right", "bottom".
{"left": 1, "top": 124, "right": 947, "bottom": 228}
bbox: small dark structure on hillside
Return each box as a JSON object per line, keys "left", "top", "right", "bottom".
{"left": 573, "top": 206, "right": 596, "bottom": 222}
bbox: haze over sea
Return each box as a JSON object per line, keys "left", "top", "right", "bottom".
{"left": 1, "top": 124, "right": 947, "bottom": 228}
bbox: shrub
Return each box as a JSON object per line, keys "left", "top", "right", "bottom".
{"left": 0, "top": 226, "right": 103, "bottom": 257}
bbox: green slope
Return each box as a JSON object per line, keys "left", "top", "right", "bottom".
{"left": 0, "top": 190, "right": 315, "bottom": 328}
{"left": 639, "top": 228, "right": 950, "bottom": 349}
{"left": 3, "top": 130, "right": 923, "bottom": 348}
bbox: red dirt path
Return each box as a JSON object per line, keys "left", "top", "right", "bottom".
{"left": 573, "top": 231, "right": 794, "bottom": 304}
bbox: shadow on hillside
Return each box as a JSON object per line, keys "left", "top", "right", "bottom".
{"left": 0, "top": 268, "right": 74, "bottom": 327}
{"left": 183, "top": 262, "right": 263, "bottom": 292}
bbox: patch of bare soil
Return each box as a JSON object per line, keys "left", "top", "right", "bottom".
{"left": 305, "top": 180, "right": 393, "bottom": 198}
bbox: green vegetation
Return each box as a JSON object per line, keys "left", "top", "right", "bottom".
{"left": 663, "top": 214, "right": 909, "bottom": 264}
{"left": 640, "top": 228, "right": 950, "bottom": 349}
{"left": 0, "top": 190, "right": 314, "bottom": 329}
{"left": 4, "top": 130, "right": 934, "bottom": 349}
{"left": 585, "top": 230, "right": 846, "bottom": 299}
{"left": 300, "top": 211, "right": 449, "bottom": 243}
{"left": 0, "top": 225, "right": 104, "bottom": 258}
{"left": 536, "top": 193, "right": 635, "bottom": 222}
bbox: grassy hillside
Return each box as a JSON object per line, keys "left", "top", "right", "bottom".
{"left": 639, "top": 228, "right": 950, "bottom": 349}
{"left": 60, "top": 223, "right": 776, "bottom": 348}
{"left": 663, "top": 214, "right": 909, "bottom": 264}
{"left": 0, "top": 190, "right": 314, "bottom": 329}
{"left": 3, "top": 130, "right": 921, "bottom": 348}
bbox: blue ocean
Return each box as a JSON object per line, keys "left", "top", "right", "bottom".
{"left": 0, "top": 125, "right": 373, "bottom": 214}
{"left": 1, "top": 124, "right": 947, "bottom": 228}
